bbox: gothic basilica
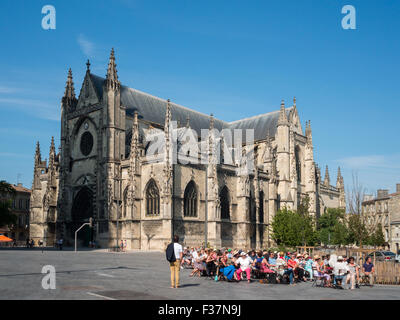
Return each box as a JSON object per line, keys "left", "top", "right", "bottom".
{"left": 30, "top": 49, "right": 345, "bottom": 250}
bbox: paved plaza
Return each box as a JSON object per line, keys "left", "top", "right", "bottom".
{"left": 1, "top": 248, "right": 399, "bottom": 300}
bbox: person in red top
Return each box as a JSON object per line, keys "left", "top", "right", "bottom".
{"left": 284, "top": 253, "right": 297, "bottom": 285}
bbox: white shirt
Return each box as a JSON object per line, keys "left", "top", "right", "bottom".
{"left": 173, "top": 243, "right": 183, "bottom": 260}
{"left": 312, "top": 261, "right": 320, "bottom": 276}
{"left": 333, "top": 261, "right": 349, "bottom": 276}
{"left": 192, "top": 250, "right": 199, "bottom": 260}
{"left": 276, "top": 257, "right": 286, "bottom": 268}
{"left": 236, "top": 256, "right": 251, "bottom": 271}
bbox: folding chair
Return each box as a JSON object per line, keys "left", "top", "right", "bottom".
{"left": 312, "top": 275, "right": 325, "bottom": 287}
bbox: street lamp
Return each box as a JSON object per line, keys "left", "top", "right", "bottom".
{"left": 204, "top": 163, "right": 208, "bottom": 248}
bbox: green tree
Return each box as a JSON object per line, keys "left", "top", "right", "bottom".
{"left": 347, "top": 213, "right": 368, "bottom": 246}
{"left": 0, "top": 180, "right": 17, "bottom": 228}
{"left": 368, "top": 223, "right": 385, "bottom": 247}
{"left": 317, "top": 208, "right": 348, "bottom": 246}
{"left": 271, "top": 197, "right": 318, "bottom": 247}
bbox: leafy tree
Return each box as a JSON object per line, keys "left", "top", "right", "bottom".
{"left": 271, "top": 196, "right": 318, "bottom": 247}
{"left": 0, "top": 180, "right": 17, "bottom": 228}
{"left": 332, "top": 221, "right": 348, "bottom": 246}
{"left": 317, "top": 208, "right": 348, "bottom": 246}
{"left": 347, "top": 213, "right": 368, "bottom": 246}
{"left": 368, "top": 223, "right": 385, "bottom": 247}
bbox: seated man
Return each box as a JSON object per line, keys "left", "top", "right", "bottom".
{"left": 362, "top": 257, "right": 375, "bottom": 286}
{"left": 332, "top": 256, "right": 348, "bottom": 287}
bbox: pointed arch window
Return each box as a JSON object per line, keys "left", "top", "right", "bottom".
{"left": 146, "top": 179, "right": 160, "bottom": 216}
{"left": 123, "top": 187, "right": 128, "bottom": 217}
{"left": 184, "top": 181, "right": 197, "bottom": 217}
{"left": 220, "top": 186, "right": 230, "bottom": 220}
{"left": 295, "top": 146, "right": 301, "bottom": 182}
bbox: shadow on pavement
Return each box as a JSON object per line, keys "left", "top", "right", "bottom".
{"left": 0, "top": 266, "right": 137, "bottom": 277}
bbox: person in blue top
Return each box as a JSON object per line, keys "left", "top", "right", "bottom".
{"left": 362, "top": 256, "right": 375, "bottom": 285}
{"left": 304, "top": 254, "right": 313, "bottom": 280}
{"left": 268, "top": 252, "right": 277, "bottom": 267}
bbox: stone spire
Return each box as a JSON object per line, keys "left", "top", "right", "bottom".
{"left": 33, "top": 141, "right": 42, "bottom": 190}
{"left": 130, "top": 111, "right": 139, "bottom": 166}
{"left": 336, "top": 166, "right": 346, "bottom": 209}
{"left": 64, "top": 69, "right": 75, "bottom": 99}
{"left": 305, "top": 120, "right": 313, "bottom": 146}
{"left": 324, "top": 165, "right": 330, "bottom": 187}
{"left": 62, "top": 68, "right": 77, "bottom": 108}
{"left": 35, "top": 141, "right": 41, "bottom": 165}
{"left": 336, "top": 166, "right": 344, "bottom": 187}
{"left": 293, "top": 96, "right": 296, "bottom": 108}
{"left": 186, "top": 115, "right": 190, "bottom": 128}
{"left": 49, "top": 136, "right": 55, "bottom": 158}
{"left": 165, "top": 99, "right": 172, "bottom": 130}
{"left": 277, "top": 100, "right": 288, "bottom": 126}
{"left": 209, "top": 113, "right": 214, "bottom": 131}
{"left": 105, "top": 48, "right": 120, "bottom": 90}
{"left": 164, "top": 99, "right": 172, "bottom": 164}
{"left": 163, "top": 99, "right": 173, "bottom": 199}
{"left": 128, "top": 111, "right": 139, "bottom": 193}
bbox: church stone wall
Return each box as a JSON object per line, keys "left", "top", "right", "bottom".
{"left": 29, "top": 50, "right": 346, "bottom": 251}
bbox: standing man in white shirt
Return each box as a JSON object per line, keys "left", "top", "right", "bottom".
{"left": 170, "top": 235, "right": 183, "bottom": 288}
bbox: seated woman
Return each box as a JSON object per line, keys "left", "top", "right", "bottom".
{"left": 294, "top": 254, "right": 307, "bottom": 282}
{"left": 190, "top": 248, "right": 207, "bottom": 277}
{"left": 252, "top": 251, "right": 266, "bottom": 279}
{"left": 312, "top": 255, "right": 331, "bottom": 287}
{"left": 346, "top": 257, "right": 360, "bottom": 290}
{"left": 304, "top": 254, "right": 313, "bottom": 280}
{"left": 275, "top": 252, "right": 287, "bottom": 283}
{"left": 219, "top": 262, "right": 237, "bottom": 281}
{"left": 205, "top": 249, "right": 217, "bottom": 277}
{"left": 260, "top": 253, "right": 275, "bottom": 274}
{"left": 235, "top": 252, "right": 252, "bottom": 283}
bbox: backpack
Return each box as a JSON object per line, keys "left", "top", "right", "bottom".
{"left": 166, "top": 243, "right": 176, "bottom": 263}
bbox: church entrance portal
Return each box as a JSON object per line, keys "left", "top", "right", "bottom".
{"left": 71, "top": 186, "right": 94, "bottom": 246}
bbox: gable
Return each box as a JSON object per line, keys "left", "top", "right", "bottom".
{"left": 76, "top": 73, "right": 100, "bottom": 109}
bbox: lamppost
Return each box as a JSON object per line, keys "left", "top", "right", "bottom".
{"left": 115, "top": 175, "right": 122, "bottom": 250}
{"left": 204, "top": 163, "right": 208, "bottom": 248}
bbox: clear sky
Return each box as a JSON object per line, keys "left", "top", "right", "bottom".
{"left": 0, "top": 0, "right": 399, "bottom": 195}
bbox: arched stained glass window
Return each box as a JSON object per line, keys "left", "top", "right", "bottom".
{"left": 295, "top": 146, "right": 301, "bottom": 182}
{"left": 220, "top": 186, "right": 230, "bottom": 220}
{"left": 146, "top": 179, "right": 160, "bottom": 216}
{"left": 184, "top": 181, "right": 197, "bottom": 217}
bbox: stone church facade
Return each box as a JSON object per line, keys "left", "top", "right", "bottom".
{"left": 29, "top": 49, "right": 345, "bottom": 250}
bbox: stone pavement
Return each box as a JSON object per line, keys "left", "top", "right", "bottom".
{"left": 1, "top": 248, "right": 399, "bottom": 300}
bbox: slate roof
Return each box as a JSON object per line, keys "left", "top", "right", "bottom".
{"left": 90, "top": 74, "right": 293, "bottom": 144}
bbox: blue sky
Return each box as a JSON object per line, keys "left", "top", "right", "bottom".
{"left": 0, "top": 0, "right": 399, "bottom": 195}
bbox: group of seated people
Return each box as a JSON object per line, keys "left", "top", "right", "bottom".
{"left": 181, "top": 247, "right": 375, "bottom": 289}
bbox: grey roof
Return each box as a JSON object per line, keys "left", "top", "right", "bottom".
{"left": 228, "top": 108, "right": 293, "bottom": 141}
{"left": 90, "top": 74, "right": 293, "bottom": 145}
